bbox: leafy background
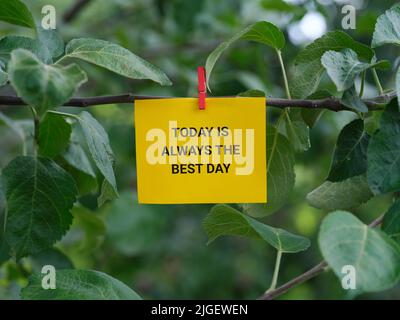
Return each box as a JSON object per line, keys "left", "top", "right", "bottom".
{"left": 1, "top": 0, "right": 400, "bottom": 299}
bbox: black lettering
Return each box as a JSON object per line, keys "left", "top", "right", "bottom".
{"left": 223, "top": 163, "right": 231, "bottom": 173}
{"left": 161, "top": 146, "right": 169, "bottom": 156}
{"left": 221, "top": 126, "right": 229, "bottom": 136}
{"left": 181, "top": 128, "right": 188, "bottom": 137}
{"left": 205, "top": 127, "right": 213, "bottom": 136}
{"left": 198, "top": 128, "right": 206, "bottom": 137}
{"left": 190, "top": 127, "right": 197, "bottom": 136}
{"left": 172, "top": 164, "right": 179, "bottom": 174}
{"left": 215, "top": 164, "right": 223, "bottom": 173}
{"left": 181, "top": 164, "right": 187, "bottom": 174}
{"left": 171, "top": 127, "right": 179, "bottom": 137}
{"left": 195, "top": 163, "right": 203, "bottom": 173}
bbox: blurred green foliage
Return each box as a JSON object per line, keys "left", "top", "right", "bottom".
{"left": 1, "top": 0, "right": 400, "bottom": 300}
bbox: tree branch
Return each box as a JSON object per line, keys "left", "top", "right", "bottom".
{"left": 0, "top": 93, "right": 394, "bottom": 111}
{"left": 63, "top": 0, "right": 92, "bottom": 23}
{"left": 258, "top": 214, "right": 385, "bottom": 300}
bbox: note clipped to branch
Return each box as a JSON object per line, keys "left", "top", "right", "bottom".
{"left": 134, "top": 97, "right": 266, "bottom": 204}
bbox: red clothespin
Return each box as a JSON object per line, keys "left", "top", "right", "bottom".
{"left": 197, "top": 66, "right": 206, "bottom": 110}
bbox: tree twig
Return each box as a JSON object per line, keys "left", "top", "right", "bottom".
{"left": 63, "top": 0, "right": 92, "bottom": 23}
{"left": 0, "top": 93, "right": 394, "bottom": 111}
{"left": 258, "top": 214, "right": 384, "bottom": 300}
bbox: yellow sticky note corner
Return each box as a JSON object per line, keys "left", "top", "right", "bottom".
{"left": 134, "top": 97, "right": 267, "bottom": 204}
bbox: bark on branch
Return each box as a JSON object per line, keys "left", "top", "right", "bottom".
{"left": 0, "top": 93, "right": 394, "bottom": 111}
{"left": 258, "top": 214, "right": 384, "bottom": 300}
{"left": 63, "top": 0, "right": 92, "bottom": 23}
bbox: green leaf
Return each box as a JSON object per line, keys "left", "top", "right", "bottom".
{"left": 0, "top": 180, "right": 4, "bottom": 211}
{"left": 307, "top": 175, "right": 373, "bottom": 211}
{"left": 319, "top": 211, "right": 400, "bottom": 292}
{"left": 396, "top": 66, "right": 400, "bottom": 111}
{"left": 36, "top": 26, "right": 64, "bottom": 59}
{"left": 383, "top": 199, "right": 400, "bottom": 243}
{"left": 301, "top": 90, "right": 331, "bottom": 128}
{"left": 0, "top": 240, "right": 11, "bottom": 265}
{"left": 0, "top": 74, "right": 6, "bottom": 87}
{"left": 13, "top": 119, "right": 33, "bottom": 140}
{"left": 265, "top": 127, "right": 295, "bottom": 213}
{"left": 0, "top": 241, "right": 10, "bottom": 266}
{"left": 373, "top": 59, "right": 391, "bottom": 70}
{"left": 261, "top": 0, "right": 306, "bottom": 16}
{"left": 21, "top": 269, "right": 142, "bottom": 300}
{"left": 105, "top": 192, "right": 168, "bottom": 256}
{"left": 206, "top": 21, "right": 285, "bottom": 89}
{"left": 237, "top": 22, "right": 285, "bottom": 49}
{"left": 66, "top": 165, "right": 98, "bottom": 196}
{"left": 341, "top": 86, "right": 368, "bottom": 112}
{"left": 367, "top": 100, "right": 400, "bottom": 194}
{"left": 203, "top": 204, "right": 310, "bottom": 253}
{"left": 64, "top": 38, "right": 171, "bottom": 86}
{"left": 241, "top": 126, "right": 295, "bottom": 217}
{"left": 76, "top": 111, "right": 118, "bottom": 198}
{"left": 284, "top": 109, "right": 310, "bottom": 151}
{"left": 63, "top": 140, "right": 95, "bottom": 178}
{"left": 8, "top": 49, "right": 87, "bottom": 115}
{"left": 0, "top": 182, "right": 11, "bottom": 265}
{"left": 72, "top": 206, "right": 105, "bottom": 252}
{"left": 327, "top": 119, "right": 370, "bottom": 182}
{"left": 321, "top": 49, "right": 371, "bottom": 92}
{"left": 63, "top": 138, "right": 97, "bottom": 196}
{"left": 0, "top": 0, "right": 35, "bottom": 29}
{"left": 38, "top": 113, "right": 71, "bottom": 158}
{"left": 63, "top": 127, "right": 95, "bottom": 177}
{"left": 0, "top": 36, "right": 52, "bottom": 64}
{"left": 98, "top": 179, "right": 117, "bottom": 207}
{"left": 291, "top": 31, "right": 374, "bottom": 98}
{"left": 0, "top": 61, "right": 7, "bottom": 86}
{"left": 1, "top": 156, "right": 77, "bottom": 258}
{"left": 372, "top": 4, "right": 400, "bottom": 48}
{"left": 31, "top": 248, "right": 74, "bottom": 271}
{"left": 237, "top": 89, "right": 265, "bottom": 97}
{"left": 0, "top": 111, "right": 25, "bottom": 142}
{"left": 364, "top": 110, "right": 382, "bottom": 135}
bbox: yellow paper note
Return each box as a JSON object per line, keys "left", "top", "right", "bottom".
{"left": 134, "top": 97, "right": 266, "bottom": 204}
